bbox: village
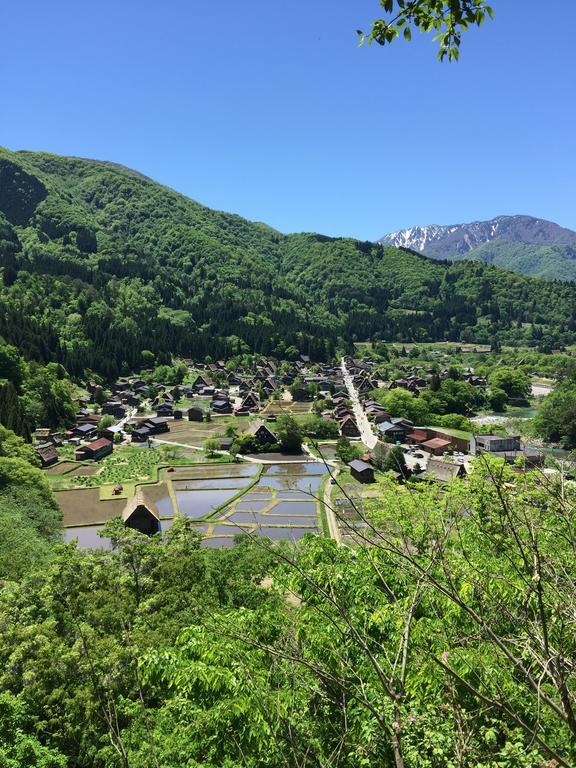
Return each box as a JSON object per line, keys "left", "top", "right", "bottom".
{"left": 31, "top": 347, "right": 550, "bottom": 549}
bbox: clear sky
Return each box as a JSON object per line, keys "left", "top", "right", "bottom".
{"left": 1, "top": 1, "right": 574, "bottom": 239}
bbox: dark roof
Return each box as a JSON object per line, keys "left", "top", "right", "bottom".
{"left": 36, "top": 443, "right": 58, "bottom": 461}
{"left": 77, "top": 423, "right": 97, "bottom": 433}
{"left": 348, "top": 459, "right": 373, "bottom": 473}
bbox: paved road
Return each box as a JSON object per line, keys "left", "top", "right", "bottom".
{"left": 341, "top": 359, "right": 377, "bottom": 449}
{"left": 322, "top": 469, "right": 342, "bottom": 544}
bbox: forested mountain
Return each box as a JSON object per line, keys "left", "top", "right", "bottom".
{"left": 380, "top": 215, "right": 576, "bottom": 281}
{"left": 2, "top": 147, "right": 576, "bottom": 379}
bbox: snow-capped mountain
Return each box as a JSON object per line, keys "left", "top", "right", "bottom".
{"left": 379, "top": 215, "right": 576, "bottom": 260}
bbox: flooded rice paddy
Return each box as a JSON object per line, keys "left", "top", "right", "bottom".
{"left": 60, "top": 460, "right": 328, "bottom": 549}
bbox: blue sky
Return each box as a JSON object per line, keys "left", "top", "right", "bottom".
{"left": 1, "top": 1, "right": 575, "bottom": 239}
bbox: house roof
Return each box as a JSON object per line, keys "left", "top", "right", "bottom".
{"left": 122, "top": 490, "right": 160, "bottom": 523}
{"left": 377, "top": 421, "right": 405, "bottom": 433}
{"left": 36, "top": 443, "right": 57, "bottom": 461}
{"left": 248, "top": 420, "right": 277, "bottom": 438}
{"left": 81, "top": 437, "right": 112, "bottom": 453}
{"left": 348, "top": 459, "right": 373, "bottom": 473}
{"left": 421, "top": 438, "right": 452, "bottom": 451}
{"left": 77, "top": 423, "right": 97, "bottom": 433}
{"left": 407, "top": 430, "right": 428, "bottom": 442}
{"left": 423, "top": 459, "right": 466, "bottom": 482}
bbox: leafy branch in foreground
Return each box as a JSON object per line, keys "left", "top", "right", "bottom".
{"left": 359, "top": 0, "right": 494, "bottom": 61}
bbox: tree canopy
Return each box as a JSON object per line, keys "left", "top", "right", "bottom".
{"left": 359, "top": 0, "right": 494, "bottom": 61}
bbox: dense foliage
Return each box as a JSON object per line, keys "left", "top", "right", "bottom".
{"left": 0, "top": 426, "right": 63, "bottom": 579}
{"left": 0, "top": 461, "right": 575, "bottom": 766}
{"left": 2, "top": 147, "right": 576, "bottom": 383}
{"left": 454, "top": 239, "right": 576, "bottom": 282}
{"left": 0, "top": 343, "right": 75, "bottom": 435}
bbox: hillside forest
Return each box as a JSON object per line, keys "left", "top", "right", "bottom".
{"left": 2, "top": 146, "right": 576, "bottom": 767}
{"left": 2, "top": 147, "right": 576, "bottom": 383}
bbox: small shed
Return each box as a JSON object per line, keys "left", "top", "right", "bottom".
{"left": 348, "top": 459, "right": 375, "bottom": 484}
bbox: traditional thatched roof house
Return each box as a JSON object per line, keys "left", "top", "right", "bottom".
{"left": 420, "top": 459, "right": 467, "bottom": 483}
{"left": 340, "top": 416, "right": 360, "bottom": 438}
{"left": 248, "top": 421, "right": 278, "bottom": 445}
{"left": 187, "top": 406, "right": 205, "bottom": 422}
{"left": 122, "top": 491, "right": 160, "bottom": 535}
{"left": 36, "top": 442, "right": 58, "bottom": 468}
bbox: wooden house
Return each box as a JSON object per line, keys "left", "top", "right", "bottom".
{"left": 187, "top": 406, "right": 205, "bottom": 422}
{"left": 74, "top": 423, "right": 98, "bottom": 439}
{"left": 248, "top": 421, "right": 278, "bottom": 445}
{"left": 348, "top": 459, "right": 375, "bottom": 484}
{"left": 420, "top": 459, "right": 467, "bottom": 483}
{"left": 340, "top": 416, "right": 360, "bottom": 438}
{"left": 122, "top": 491, "right": 160, "bottom": 535}
{"left": 36, "top": 443, "right": 58, "bottom": 468}
{"left": 212, "top": 398, "right": 233, "bottom": 414}
{"left": 131, "top": 426, "right": 151, "bottom": 443}
{"left": 143, "top": 417, "right": 169, "bottom": 434}
{"left": 75, "top": 438, "right": 113, "bottom": 462}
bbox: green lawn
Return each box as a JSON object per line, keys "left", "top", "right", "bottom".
{"left": 427, "top": 425, "right": 472, "bottom": 440}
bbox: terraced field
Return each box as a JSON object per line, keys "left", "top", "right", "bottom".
{"left": 60, "top": 460, "right": 328, "bottom": 549}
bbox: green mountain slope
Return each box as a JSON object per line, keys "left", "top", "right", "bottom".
{"left": 1, "top": 146, "right": 576, "bottom": 378}
{"left": 454, "top": 240, "right": 576, "bottom": 281}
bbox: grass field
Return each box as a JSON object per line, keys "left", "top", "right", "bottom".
{"left": 261, "top": 401, "right": 312, "bottom": 416}
{"left": 163, "top": 415, "right": 255, "bottom": 445}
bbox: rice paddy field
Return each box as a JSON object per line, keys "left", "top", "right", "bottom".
{"left": 58, "top": 460, "right": 327, "bottom": 549}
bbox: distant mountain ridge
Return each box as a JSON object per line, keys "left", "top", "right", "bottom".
{"left": 379, "top": 215, "right": 576, "bottom": 281}
{"left": 2, "top": 146, "right": 576, "bottom": 378}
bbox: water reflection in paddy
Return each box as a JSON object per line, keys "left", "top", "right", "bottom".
{"left": 258, "top": 527, "right": 318, "bottom": 540}
{"left": 221, "top": 512, "right": 272, "bottom": 525}
{"left": 201, "top": 537, "right": 235, "bottom": 548}
{"left": 155, "top": 495, "right": 175, "bottom": 518}
{"left": 235, "top": 500, "right": 271, "bottom": 512}
{"left": 263, "top": 463, "right": 327, "bottom": 476}
{"left": 175, "top": 489, "right": 240, "bottom": 519}
{"left": 65, "top": 518, "right": 175, "bottom": 549}
{"left": 269, "top": 501, "right": 317, "bottom": 516}
{"left": 257, "top": 476, "right": 324, "bottom": 492}
{"left": 65, "top": 526, "right": 113, "bottom": 550}
{"left": 172, "top": 464, "right": 258, "bottom": 480}
{"left": 173, "top": 478, "right": 250, "bottom": 490}
{"left": 211, "top": 523, "right": 252, "bottom": 536}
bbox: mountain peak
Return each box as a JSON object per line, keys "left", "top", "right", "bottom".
{"left": 379, "top": 215, "right": 576, "bottom": 258}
